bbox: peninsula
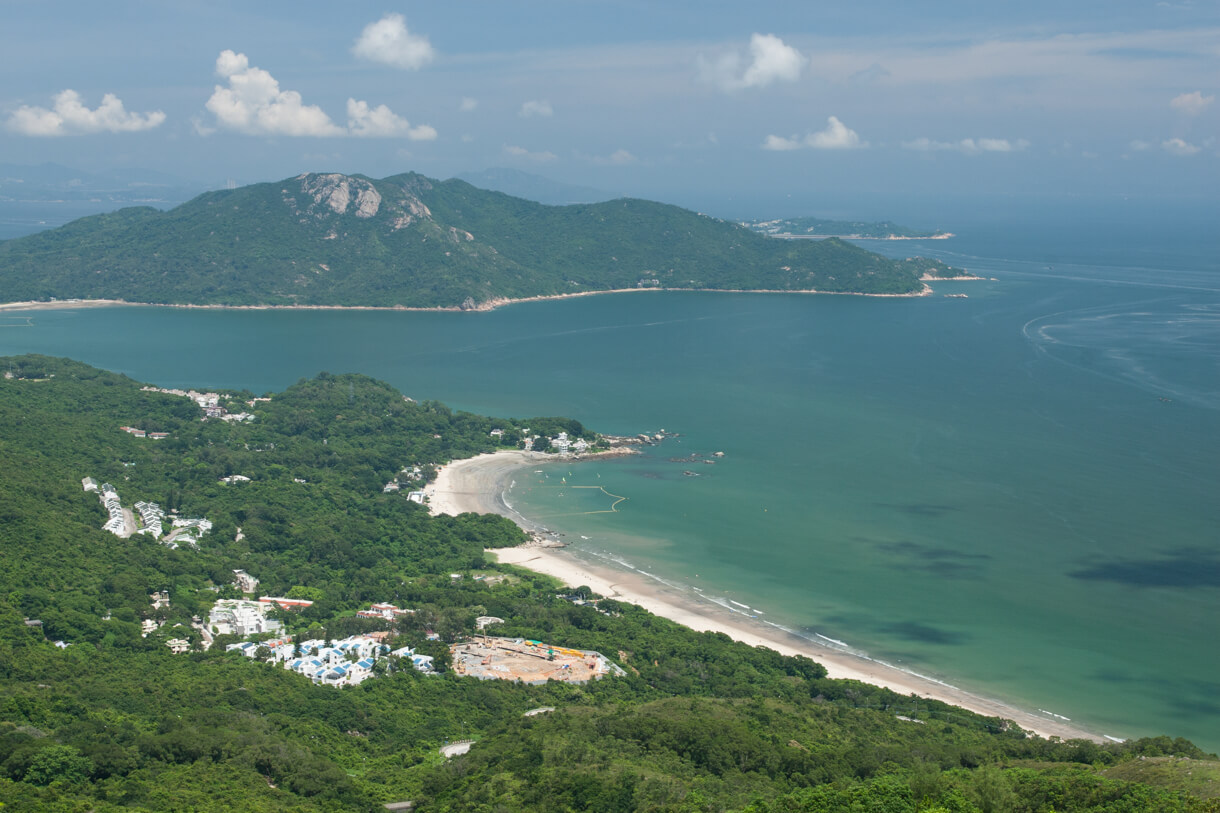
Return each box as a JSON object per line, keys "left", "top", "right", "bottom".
{"left": 0, "top": 172, "right": 964, "bottom": 309}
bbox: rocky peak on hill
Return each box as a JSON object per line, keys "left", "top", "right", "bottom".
{"left": 283, "top": 173, "right": 441, "bottom": 234}
{"left": 287, "top": 173, "right": 382, "bottom": 219}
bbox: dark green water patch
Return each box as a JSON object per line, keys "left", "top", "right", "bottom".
{"left": 1070, "top": 548, "right": 1220, "bottom": 588}
{"left": 875, "top": 540, "right": 992, "bottom": 579}
{"left": 879, "top": 621, "right": 970, "bottom": 646}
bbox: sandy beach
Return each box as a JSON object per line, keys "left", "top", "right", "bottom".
{"left": 429, "top": 450, "right": 1104, "bottom": 742}
{"left": 0, "top": 283, "right": 932, "bottom": 316}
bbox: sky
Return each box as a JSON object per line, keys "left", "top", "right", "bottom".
{"left": 1, "top": 1, "right": 1217, "bottom": 221}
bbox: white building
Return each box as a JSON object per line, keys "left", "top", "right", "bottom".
{"left": 208, "top": 599, "right": 281, "bottom": 637}
{"left": 134, "top": 501, "right": 164, "bottom": 537}
{"left": 391, "top": 646, "right": 437, "bottom": 674}
{"left": 232, "top": 570, "right": 259, "bottom": 594}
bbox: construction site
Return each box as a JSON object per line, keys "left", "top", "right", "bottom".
{"left": 450, "top": 636, "right": 625, "bottom": 685}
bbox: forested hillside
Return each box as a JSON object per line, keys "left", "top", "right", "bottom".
{"left": 0, "top": 173, "right": 960, "bottom": 308}
{"left": 1, "top": 355, "right": 1216, "bottom": 812}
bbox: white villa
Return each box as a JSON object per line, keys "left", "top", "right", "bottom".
{"left": 208, "top": 599, "right": 282, "bottom": 637}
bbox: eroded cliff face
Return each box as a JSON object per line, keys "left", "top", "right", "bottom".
{"left": 290, "top": 173, "right": 383, "bottom": 219}
{"left": 283, "top": 173, "right": 452, "bottom": 236}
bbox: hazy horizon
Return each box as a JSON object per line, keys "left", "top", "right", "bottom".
{"left": 2, "top": 2, "right": 1217, "bottom": 222}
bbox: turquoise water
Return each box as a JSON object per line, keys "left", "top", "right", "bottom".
{"left": 2, "top": 211, "right": 1217, "bottom": 749}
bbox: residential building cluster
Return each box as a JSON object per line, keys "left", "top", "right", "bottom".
{"left": 134, "top": 501, "right": 164, "bottom": 538}
{"left": 221, "top": 633, "right": 436, "bottom": 687}
{"left": 384, "top": 465, "right": 427, "bottom": 502}
{"left": 357, "top": 602, "right": 415, "bottom": 621}
{"left": 84, "top": 472, "right": 216, "bottom": 549}
{"left": 208, "top": 599, "right": 283, "bottom": 637}
{"left": 520, "top": 431, "right": 590, "bottom": 454}
{"left": 165, "top": 517, "right": 213, "bottom": 549}
{"left": 140, "top": 385, "right": 256, "bottom": 422}
{"left": 86, "top": 480, "right": 128, "bottom": 536}
{"left": 549, "top": 431, "right": 590, "bottom": 454}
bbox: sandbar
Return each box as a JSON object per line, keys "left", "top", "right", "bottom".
{"left": 429, "top": 450, "right": 1104, "bottom": 743}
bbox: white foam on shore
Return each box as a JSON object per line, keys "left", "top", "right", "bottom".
{"left": 573, "top": 541, "right": 984, "bottom": 698}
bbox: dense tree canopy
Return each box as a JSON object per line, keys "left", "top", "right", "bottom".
{"left": 0, "top": 355, "right": 1215, "bottom": 812}
{"left": 0, "top": 173, "right": 962, "bottom": 307}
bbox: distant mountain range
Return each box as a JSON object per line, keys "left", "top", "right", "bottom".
{"left": 0, "top": 162, "right": 203, "bottom": 205}
{"left": 453, "top": 167, "right": 612, "bottom": 206}
{"left": 0, "top": 172, "right": 962, "bottom": 308}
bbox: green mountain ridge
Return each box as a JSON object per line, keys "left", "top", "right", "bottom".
{"left": 0, "top": 172, "right": 959, "bottom": 308}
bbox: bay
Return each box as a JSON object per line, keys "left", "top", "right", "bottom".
{"left": 2, "top": 211, "right": 1217, "bottom": 750}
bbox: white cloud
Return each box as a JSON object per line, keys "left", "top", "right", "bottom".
{"left": 459, "top": 97, "right": 478, "bottom": 112}
{"left": 206, "top": 50, "right": 343, "bottom": 136}
{"left": 762, "top": 134, "right": 803, "bottom": 151}
{"left": 762, "top": 116, "right": 865, "bottom": 151}
{"left": 741, "top": 34, "right": 806, "bottom": 88}
{"left": 205, "top": 51, "right": 432, "bottom": 139}
{"left": 1162, "top": 137, "right": 1200, "bottom": 156}
{"left": 6, "top": 90, "right": 165, "bottom": 136}
{"left": 807, "top": 116, "right": 864, "bottom": 149}
{"left": 346, "top": 99, "right": 436, "bottom": 140}
{"left": 519, "top": 99, "right": 553, "bottom": 118}
{"left": 1128, "top": 139, "right": 1153, "bottom": 151}
{"left": 352, "top": 13, "right": 435, "bottom": 70}
{"left": 504, "top": 144, "right": 557, "bottom": 162}
{"left": 1170, "top": 91, "right": 1214, "bottom": 115}
{"left": 591, "top": 149, "right": 637, "bottom": 166}
{"left": 700, "top": 33, "right": 805, "bottom": 92}
{"left": 903, "top": 136, "right": 1028, "bottom": 153}
{"left": 973, "top": 138, "right": 1025, "bottom": 152}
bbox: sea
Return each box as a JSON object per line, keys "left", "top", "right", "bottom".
{"left": 2, "top": 197, "right": 1217, "bottom": 751}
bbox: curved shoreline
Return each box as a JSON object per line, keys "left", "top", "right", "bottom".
{"left": 427, "top": 450, "right": 1106, "bottom": 743}
{"left": 0, "top": 283, "right": 933, "bottom": 316}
